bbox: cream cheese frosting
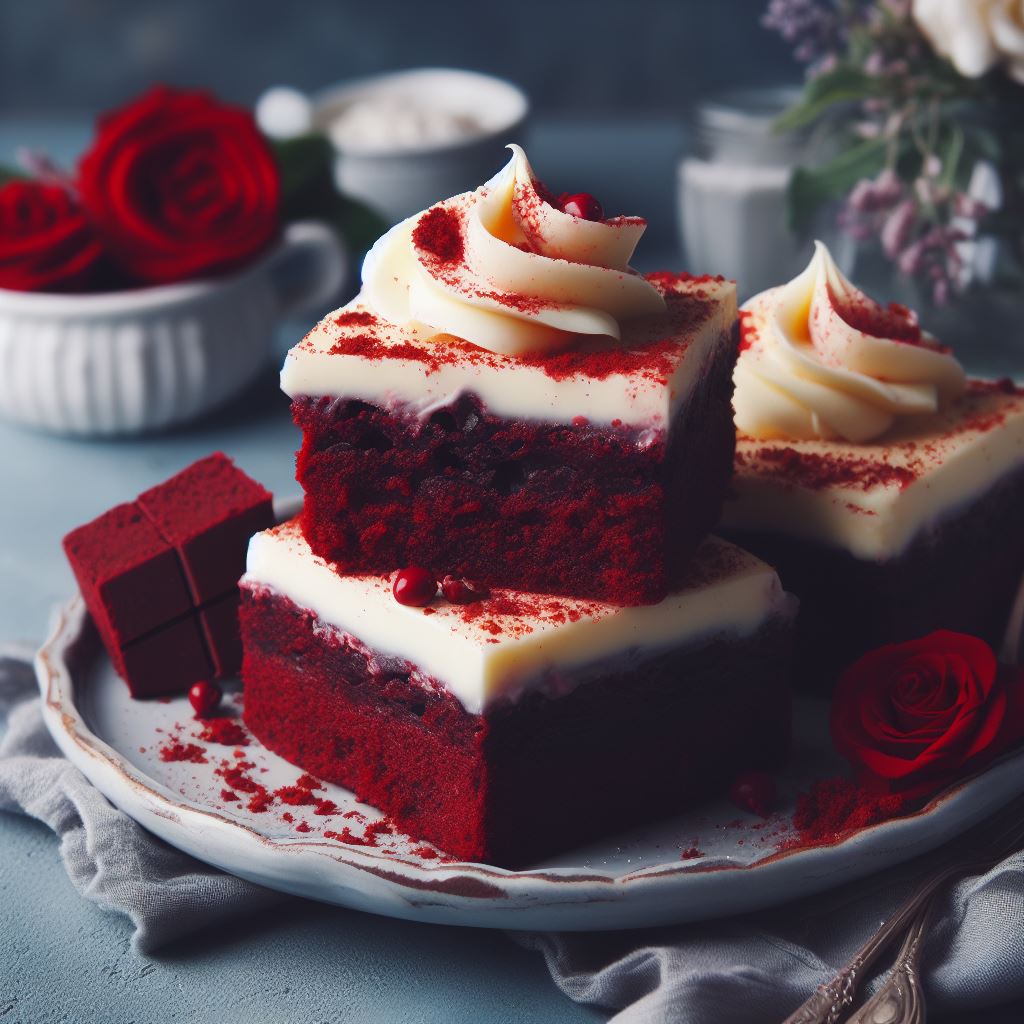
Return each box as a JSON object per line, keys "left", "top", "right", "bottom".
{"left": 281, "top": 274, "right": 736, "bottom": 430}
{"left": 361, "top": 144, "right": 666, "bottom": 356}
{"left": 724, "top": 381, "right": 1024, "bottom": 559}
{"left": 733, "top": 241, "right": 966, "bottom": 443}
{"left": 242, "top": 519, "right": 789, "bottom": 715}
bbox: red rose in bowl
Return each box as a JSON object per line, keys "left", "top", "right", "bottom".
{"left": 831, "top": 630, "right": 1024, "bottom": 796}
{"left": 77, "top": 86, "right": 281, "bottom": 284}
{"left": 0, "top": 180, "right": 105, "bottom": 292}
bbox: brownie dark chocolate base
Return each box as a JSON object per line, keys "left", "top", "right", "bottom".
{"left": 291, "top": 326, "right": 738, "bottom": 606}
{"left": 240, "top": 586, "right": 793, "bottom": 867}
{"left": 726, "top": 465, "right": 1024, "bottom": 690}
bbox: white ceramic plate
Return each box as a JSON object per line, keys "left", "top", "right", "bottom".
{"left": 36, "top": 597, "right": 1024, "bottom": 932}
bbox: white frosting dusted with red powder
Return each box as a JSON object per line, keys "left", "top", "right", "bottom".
{"left": 733, "top": 242, "right": 966, "bottom": 443}
{"left": 361, "top": 144, "right": 666, "bottom": 356}
{"left": 243, "top": 520, "right": 789, "bottom": 715}
{"left": 725, "top": 381, "right": 1024, "bottom": 559}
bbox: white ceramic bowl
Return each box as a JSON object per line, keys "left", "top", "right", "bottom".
{"left": 0, "top": 221, "right": 347, "bottom": 437}
{"left": 312, "top": 67, "right": 529, "bottom": 224}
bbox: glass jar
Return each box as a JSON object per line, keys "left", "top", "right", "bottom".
{"left": 677, "top": 87, "right": 846, "bottom": 302}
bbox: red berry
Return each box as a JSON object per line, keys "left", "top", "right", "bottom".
{"left": 189, "top": 680, "right": 222, "bottom": 718}
{"left": 393, "top": 566, "right": 437, "bottom": 607}
{"left": 441, "top": 575, "right": 490, "bottom": 604}
{"left": 729, "top": 770, "right": 776, "bottom": 818}
{"left": 559, "top": 192, "right": 604, "bottom": 222}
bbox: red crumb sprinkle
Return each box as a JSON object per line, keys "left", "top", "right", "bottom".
{"left": 196, "top": 718, "right": 250, "bottom": 746}
{"left": 412, "top": 206, "right": 464, "bottom": 263}
{"left": 830, "top": 291, "right": 923, "bottom": 344}
{"left": 220, "top": 789, "right": 239, "bottom": 802}
{"left": 296, "top": 821, "right": 312, "bottom": 833}
{"left": 158, "top": 740, "right": 207, "bottom": 764}
{"left": 738, "top": 446, "right": 918, "bottom": 492}
{"left": 780, "top": 777, "right": 911, "bottom": 850}
{"left": 274, "top": 785, "right": 316, "bottom": 806}
{"left": 323, "top": 819, "right": 394, "bottom": 848}
{"left": 313, "top": 799, "right": 339, "bottom": 816}
{"left": 323, "top": 827, "right": 375, "bottom": 847}
{"left": 411, "top": 844, "right": 439, "bottom": 860}
{"left": 296, "top": 773, "right": 324, "bottom": 790}
{"left": 248, "top": 792, "right": 273, "bottom": 813}
{"left": 334, "top": 310, "right": 377, "bottom": 329}
{"left": 738, "top": 309, "right": 758, "bottom": 352}
{"left": 680, "top": 846, "right": 703, "bottom": 860}
{"left": 282, "top": 812, "right": 295, "bottom": 824}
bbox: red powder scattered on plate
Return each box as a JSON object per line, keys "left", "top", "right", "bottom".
{"left": 780, "top": 776, "right": 911, "bottom": 850}
{"left": 196, "top": 718, "right": 249, "bottom": 746}
{"left": 158, "top": 740, "right": 207, "bottom": 764}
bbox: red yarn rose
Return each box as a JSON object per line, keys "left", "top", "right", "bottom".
{"left": 831, "top": 630, "right": 1024, "bottom": 796}
{"left": 0, "top": 180, "right": 105, "bottom": 292}
{"left": 77, "top": 86, "right": 280, "bottom": 284}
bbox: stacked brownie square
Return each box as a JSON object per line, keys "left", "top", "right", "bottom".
{"left": 239, "top": 148, "right": 796, "bottom": 865}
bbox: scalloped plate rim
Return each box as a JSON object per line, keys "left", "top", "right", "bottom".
{"left": 35, "top": 594, "right": 1024, "bottom": 931}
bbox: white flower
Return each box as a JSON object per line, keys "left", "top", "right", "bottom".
{"left": 913, "top": 0, "right": 1024, "bottom": 83}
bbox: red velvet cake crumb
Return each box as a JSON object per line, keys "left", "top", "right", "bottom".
{"left": 781, "top": 777, "right": 910, "bottom": 849}
{"left": 158, "top": 740, "right": 207, "bottom": 764}
{"left": 313, "top": 799, "right": 339, "bottom": 816}
{"left": 196, "top": 717, "right": 248, "bottom": 746}
{"left": 220, "top": 789, "right": 239, "bottom": 802}
{"left": 440, "top": 576, "right": 490, "bottom": 604}
{"left": 274, "top": 785, "right": 317, "bottom": 806}
{"left": 680, "top": 846, "right": 703, "bottom": 860}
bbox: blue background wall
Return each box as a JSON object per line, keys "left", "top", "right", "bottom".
{"left": 0, "top": 0, "right": 799, "bottom": 116}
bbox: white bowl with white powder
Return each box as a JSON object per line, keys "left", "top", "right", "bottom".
{"left": 302, "top": 68, "right": 529, "bottom": 225}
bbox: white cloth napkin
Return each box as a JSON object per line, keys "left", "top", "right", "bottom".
{"left": 4, "top": 646, "right": 1024, "bottom": 1019}
{"left": 0, "top": 648, "right": 280, "bottom": 953}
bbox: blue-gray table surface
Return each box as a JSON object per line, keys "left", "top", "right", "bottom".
{"left": 1, "top": 117, "right": 1020, "bottom": 1024}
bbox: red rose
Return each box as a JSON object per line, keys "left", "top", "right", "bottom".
{"left": 0, "top": 180, "right": 105, "bottom": 292}
{"left": 77, "top": 86, "right": 280, "bottom": 284}
{"left": 831, "top": 630, "right": 1024, "bottom": 796}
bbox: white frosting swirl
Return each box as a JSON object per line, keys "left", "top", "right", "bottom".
{"left": 733, "top": 241, "right": 966, "bottom": 443}
{"left": 361, "top": 144, "right": 666, "bottom": 356}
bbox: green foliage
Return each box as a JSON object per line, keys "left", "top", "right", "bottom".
{"left": 774, "top": 65, "right": 881, "bottom": 134}
{"left": 0, "top": 165, "right": 25, "bottom": 186}
{"left": 272, "top": 135, "right": 387, "bottom": 258}
{"left": 787, "top": 138, "right": 888, "bottom": 233}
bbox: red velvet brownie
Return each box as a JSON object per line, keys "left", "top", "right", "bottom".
{"left": 723, "top": 243, "right": 1024, "bottom": 685}
{"left": 282, "top": 145, "right": 738, "bottom": 605}
{"left": 240, "top": 519, "right": 795, "bottom": 866}
{"left": 63, "top": 453, "right": 273, "bottom": 697}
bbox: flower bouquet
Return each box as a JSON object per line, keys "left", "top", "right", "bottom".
{"left": 766, "top": 0, "right": 1024, "bottom": 306}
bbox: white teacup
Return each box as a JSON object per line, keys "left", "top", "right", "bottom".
{"left": 0, "top": 221, "right": 347, "bottom": 437}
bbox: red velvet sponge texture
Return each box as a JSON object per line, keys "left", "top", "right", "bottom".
{"left": 63, "top": 453, "right": 273, "bottom": 697}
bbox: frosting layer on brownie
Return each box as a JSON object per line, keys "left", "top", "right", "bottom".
{"left": 242, "top": 519, "right": 788, "bottom": 714}
{"left": 724, "top": 380, "right": 1024, "bottom": 559}
{"left": 281, "top": 273, "right": 736, "bottom": 430}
